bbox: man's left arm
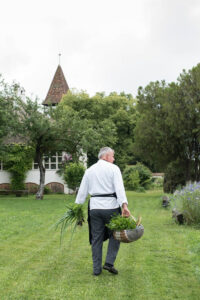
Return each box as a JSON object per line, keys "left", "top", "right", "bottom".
{"left": 75, "top": 172, "right": 89, "bottom": 205}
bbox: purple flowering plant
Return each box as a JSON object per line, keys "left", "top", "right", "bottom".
{"left": 171, "top": 182, "right": 200, "bottom": 225}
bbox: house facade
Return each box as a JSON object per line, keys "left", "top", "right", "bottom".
{"left": 0, "top": 64, "right": 73, "bottom": 194}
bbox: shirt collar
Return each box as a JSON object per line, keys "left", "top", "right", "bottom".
{"left": 98, "top": 159, "right": 111, "bottom": 164}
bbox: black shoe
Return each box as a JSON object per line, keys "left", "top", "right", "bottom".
{"left": 93, "top": 270, "right": 102, "bottom": 276}
{"left": 103, "top": 264, "right": 118, "bottom": 275}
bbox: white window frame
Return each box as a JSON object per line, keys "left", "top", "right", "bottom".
{"left": 33, "top": 152, "right": 63, "bottom": 170}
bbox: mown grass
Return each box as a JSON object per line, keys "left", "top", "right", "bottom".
{"left": 0, "top": 190, "right": 199, "bottom": 300}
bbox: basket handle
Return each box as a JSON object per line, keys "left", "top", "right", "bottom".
{"left": 131, "top": 215, "right": 137, "bottom": 222}
{"left": 131, "top": 215, "right": 142, "bottom": 226}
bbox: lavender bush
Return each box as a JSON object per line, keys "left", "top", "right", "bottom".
{"left": 171, "top": 182, "right": 200, "bottom": 225}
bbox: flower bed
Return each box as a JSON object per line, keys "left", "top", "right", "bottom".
{"left": 171, "top": 182, "right": 200, "bottom": 225}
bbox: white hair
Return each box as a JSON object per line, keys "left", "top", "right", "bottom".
{"left": 98, "top": 147, "right": 114, "bottom": 159}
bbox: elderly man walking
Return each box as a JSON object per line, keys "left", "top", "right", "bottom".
{"left": 75, "top": 147, "right": 130, "bottom": 276}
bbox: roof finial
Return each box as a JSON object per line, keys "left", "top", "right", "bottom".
{"left": 58, "top": 53, "right": 61, "bottom": 65}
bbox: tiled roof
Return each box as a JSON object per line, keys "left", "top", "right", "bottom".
{"left": 3, "top": 134, "right": 28, "bottom": 145}
{"left": 42, "top": 65, "right": 69, "bottom": 106}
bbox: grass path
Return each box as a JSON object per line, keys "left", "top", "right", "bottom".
{"left": 0, "top": 191, "right": 199, "bottom": 299}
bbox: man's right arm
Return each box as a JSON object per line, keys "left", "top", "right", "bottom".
{"left": 113, "top": 167, "right": 130, "bottom": 217}
{"left": 122, "top": 203, "right": 130, "bottom": 217}
{"left": 75, "top": 172, "right": 89, "bottom": 204}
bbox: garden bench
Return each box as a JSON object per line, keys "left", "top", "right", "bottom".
{"left": 0, "top": 190, "right": 29, "bottom": 196}
{"left": 0, "top": 190, "right": 12, "bottom": 195}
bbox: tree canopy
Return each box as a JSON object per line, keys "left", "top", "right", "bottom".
{"left": 0, "top": 76, "right": 21, "bottom": 153}
{"left": 134, "top": 63, "right": 200, "bottom": 191}
{"left": 59, "top": 90, "right": 137, "bottom": 169}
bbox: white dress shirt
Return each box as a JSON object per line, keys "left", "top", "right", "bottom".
{"left": 75, "top": 159, "right": 128, "bottom": 210}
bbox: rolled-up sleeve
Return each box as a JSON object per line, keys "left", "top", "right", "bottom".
{"left": 75, "top": 172, "right": 89, "bottom": 204}
{"left": 113, "top": 167, "right": 128, "bottom": 207}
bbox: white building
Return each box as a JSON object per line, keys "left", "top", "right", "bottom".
{"left": 0, "top": 64, "right": 72, "bottom": 194}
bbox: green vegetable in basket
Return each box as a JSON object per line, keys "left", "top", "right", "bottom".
{"left": 106, "top": 215, "right": 137, "bottom": 231}
{"left": 54, "top": 203, "right": 85, "bottom": 244}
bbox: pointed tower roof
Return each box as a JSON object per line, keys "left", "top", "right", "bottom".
{"left": 43, "top": 65, "right": 69, "bottom": 106}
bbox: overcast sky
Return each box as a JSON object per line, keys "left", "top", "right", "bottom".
{"left": 1, "top": 0, "right": 200, "bottom": 102}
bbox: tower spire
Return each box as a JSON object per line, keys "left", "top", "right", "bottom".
{"left": 42, "top": 64, "right": 69, "bottom": 106}
{"left": 58, "top": 53, "right": 61, "bottom": 65}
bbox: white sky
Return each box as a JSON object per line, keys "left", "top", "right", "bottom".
{"left": 1, "top": 0, "right": 200, "bottom": 102}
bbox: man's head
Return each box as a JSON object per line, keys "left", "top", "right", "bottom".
{"left": 98, "top": 147, "right": 115, "bottom": 163}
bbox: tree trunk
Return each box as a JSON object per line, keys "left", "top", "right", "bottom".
{"left": 196, "top": 158, "right": 200, "bottom": 182}
{"left": 193, "top": 137, "right": 200, "bottom": 182}
{"left": 185, "top": 159, "right": 191, "bottom": 182}
{"left": 36, "top": 153, "right": 45, "bottom": 200}
{"left": 194, "top": 155, "right": 198, "bottom": 182}
{"left": 196, "top": 142, "right": 200, "bottom": 181}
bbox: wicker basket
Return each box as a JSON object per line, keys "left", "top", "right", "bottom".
{"left": 113, "top": 224, "right": 144, "bottom": 243}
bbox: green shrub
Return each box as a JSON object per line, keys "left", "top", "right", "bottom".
{"left": 123, "top": 163, "right": 152, "bottom": 191}
{"left": 123, "top": 169, "right": 140, "bottom": 190}
{"left": 64, "top": 162, "right": 86, "bottom": 191}
{"left": 137, "top": 186, "right": 146, "bottom": 193}
{"left": 152, "top": 177, "right": 164, "bottom": 189}
{"left": 171, "top": 182, "right": 200, "bottom": 225}
{"left": 3, "top": 144, "right": 34, "bottom": 190}
{"left": 44, "top": 186, "right": 52, "bottom": 194}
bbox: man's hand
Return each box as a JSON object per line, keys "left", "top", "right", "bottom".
{"left": 122, "top": 203, "right": 131, "bottom": 217}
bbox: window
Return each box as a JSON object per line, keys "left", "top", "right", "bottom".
{"left": 33, "top": 161, "right": 39, "bottom": 169}
{"left": 33, "top": 152, "right": 63, "bottom": 170}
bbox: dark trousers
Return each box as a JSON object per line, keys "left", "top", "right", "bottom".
{"left": 89, "top": 208, "right": 120, "bottom": 274}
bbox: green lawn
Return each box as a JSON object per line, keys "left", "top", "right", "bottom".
{"left": 0, "top": 191, "right": 199, "bottom": 300}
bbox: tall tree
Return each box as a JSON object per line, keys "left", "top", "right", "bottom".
{"left": 0, "top": 76, "right": 20, "bottom": 153}
{"left": 178, "top": 64, "right": 200, "bottom": 181}
{"left": 134, "top": 63, "right": 200, "bottom": 191}
{"left": 16, "top": 98, "right": 61, "bottom": 199}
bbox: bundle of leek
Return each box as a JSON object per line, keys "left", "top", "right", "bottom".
{"left": 54, "top": 203, "right": 85, "bottom": 245}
